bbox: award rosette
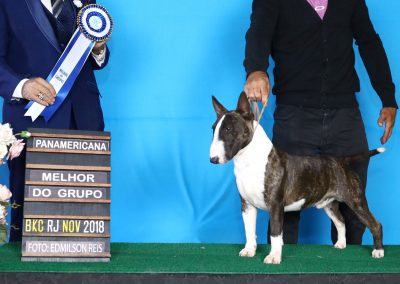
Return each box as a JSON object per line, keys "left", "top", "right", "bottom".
{"left": 25, "top": 4, "right": 114, "bottom": 122}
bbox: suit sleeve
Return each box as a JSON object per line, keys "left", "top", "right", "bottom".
{"left": 244, "top": 0, "right": 279, "bottom": 77}
{"left": 0, "top": 3, "right": 25, "bottom": 102}
{"left": 352, "top": 0, "right": 397, "bottom": 108}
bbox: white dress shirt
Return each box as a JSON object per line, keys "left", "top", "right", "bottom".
{"left": 12, "top": 0, "right": 106, "bottom": 99}
{"left": 42, "top": 0, "right": 54, "bottom": 14}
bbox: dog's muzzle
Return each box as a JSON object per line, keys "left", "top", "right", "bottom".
{"left": 210, "top": 156, "right": 219, "bottom": 164}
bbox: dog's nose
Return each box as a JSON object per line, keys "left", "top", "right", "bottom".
{"left": 210, "top": 156, "right": 219, "bottom": 164}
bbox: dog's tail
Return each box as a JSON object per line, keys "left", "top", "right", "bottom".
{"left": 344, "top": 148, "right": 385, "bottom": 163}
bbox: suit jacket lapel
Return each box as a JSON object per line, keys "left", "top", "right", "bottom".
{"left": 24, "top": 0, "right": 61, "bottom": 53}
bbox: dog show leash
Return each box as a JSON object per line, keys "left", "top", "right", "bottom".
{"left": 250, "top": 99, "right": 268, "bottom": 132}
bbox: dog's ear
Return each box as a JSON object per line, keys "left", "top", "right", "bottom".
{"left": 212, "top": 96, "right": 228, "bottom": 118}
{"left": 236, "top": 91, "right": 254, "bottom": 120}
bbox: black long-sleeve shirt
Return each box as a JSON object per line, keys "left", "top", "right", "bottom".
{"left": 244, "top": 0, "right": 397, "bottom": 108}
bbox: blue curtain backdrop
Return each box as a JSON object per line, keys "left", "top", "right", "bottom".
{"left": 1, "top": 0, "right": 399, "bottom": 245}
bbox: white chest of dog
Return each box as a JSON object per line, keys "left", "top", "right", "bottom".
{"left": 233, "top": 122, "right": 271, "bottom": 211}
{"left": 233, "top": 123, "right": 306, "bottom": 212}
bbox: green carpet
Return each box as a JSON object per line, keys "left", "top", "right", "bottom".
{"left": 0, "top": 243, "right": 399, "bottom": 274}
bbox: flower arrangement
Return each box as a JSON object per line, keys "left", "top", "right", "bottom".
{"left": 0, "top": 123, "right": 30, "bottom": 244}
{"left": 0, "top": 185, "right": 12, "bottom": 243}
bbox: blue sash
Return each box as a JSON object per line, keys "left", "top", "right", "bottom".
{"left": 25, "top": 4, "right": 113, "bottom": 122}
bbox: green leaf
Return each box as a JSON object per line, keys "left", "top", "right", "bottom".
{"left": 19, "top": 131, "right": 31, "bottom": 139}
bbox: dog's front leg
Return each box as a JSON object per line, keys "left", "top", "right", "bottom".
{"left": 265, "top": 203, "right": 284, "bottom": 264}
{"left": 239, "top": 201, "right": 257, "bottom": 257}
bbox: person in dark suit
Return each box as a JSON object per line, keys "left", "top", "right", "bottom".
{"left": 243, "top": 0, "right": 397, "bottom": 245}
{"left": 0, "top": 0, "right": 110, "bottom": 241}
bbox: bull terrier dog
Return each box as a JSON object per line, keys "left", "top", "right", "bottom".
{"left": 209, "top": 92, "right": 384, "bottom": 264}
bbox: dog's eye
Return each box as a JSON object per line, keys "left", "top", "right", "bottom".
{"left": 224, "top": 127, "right": 231, "bottom": 132}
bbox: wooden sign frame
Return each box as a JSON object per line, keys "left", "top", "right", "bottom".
{"left": 22, "top": 128, "right": 111, "bottom": 262}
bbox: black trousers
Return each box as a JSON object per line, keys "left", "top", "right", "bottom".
{"left": 8, "top": 149, "right": 26, "bottom": 242}
{"left": 268, "top": 104, "right": 369, "bottom": 245}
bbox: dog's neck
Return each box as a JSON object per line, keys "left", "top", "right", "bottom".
{"left": 233, "top": 121, "right": 273, "bottom": 171}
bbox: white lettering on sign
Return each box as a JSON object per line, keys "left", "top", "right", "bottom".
{"left": 26, "top": 241, "right": 105, "bottom": 254}
{"left": 32, "top": 187, "right": 51, "bottom": 198}
{"left": 47, "top": 219, "right": 60, "bottom": 232}
{"left": 29, "top": 187, "right": 104, "bottom": 200}
{"left": 34, "top": 138, "right": 108, "bottom": 151}
{"left": 58, "top": 189, "right": 103, "bottom": 199}
{"left": 42, "top": 173, "right": 95, "bottom": 183}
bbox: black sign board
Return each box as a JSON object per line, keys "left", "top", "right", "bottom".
{"left": 22, "top": 128, "right": 111, "bottom": 262}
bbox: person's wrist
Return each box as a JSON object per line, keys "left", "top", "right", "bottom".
{"left": 248, "top": 71, "right": 267, "bottom": 79}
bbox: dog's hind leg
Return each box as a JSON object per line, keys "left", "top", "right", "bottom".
{"left": 345, "top": 194, "right": 384, "bottom": 258}
{"left": 264, "top": 202, "right": 284, "bottom": 264}
{"left": 239, "top": 200, "right": 257, "bottom": 257}
{"left": 323, "top": 201, "right": 346, "bottom": 249}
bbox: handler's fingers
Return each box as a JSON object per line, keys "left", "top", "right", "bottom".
{"left": 261, "top": 84, "right": 269, "bottom": 105}
{"left": 381, "top": 121, "right": 394, "bottom": 144}
{"left": 377, "top": 116, "right": 385, "bottom": 127}
{"left": 248, "top": 87, "right": 257, "bottom": 101}
{"left": 253, "top": 87, "right": 262, "bottom": 102}
{"left": 244, "top": 84, "right": 252, "bottom": 100}
{"left": 22, "top": 86, "right": 48, "bottom": 107}
{"left": 26, "top": 85, "right": 54, "bottom": 106}
{"left": 31, "top": 85, "right": 55, "bottom": 106}
{"left": 244, "top": 71, "right": 270, "bottom": 103}
{"left": 28, "top": 93, "right": 49, "bottom": 107}
{"left": 35, "top": 78, "right": 56, "bottom": 97}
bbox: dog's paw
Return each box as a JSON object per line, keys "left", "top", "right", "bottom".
{"left": 239, "top": 246, "right": 256, "bottom": 257}
{"left": 263, "top": 252, "right": 282, "bottom": 264}
{"left": 334, "top": 240, "right": 346, "bottom": 249}
{"left": 372, "top": 249, "right": 384, "bottom": 258}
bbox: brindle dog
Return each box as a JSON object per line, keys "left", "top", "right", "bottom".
{"left": 210, "top": 92, "right": 384, "bottom": 264}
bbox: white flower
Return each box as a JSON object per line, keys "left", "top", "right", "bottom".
{"left": 73, "top": 0, "right": 83, "bottom": 8}
{"left": 0, "top": 123, "right": 16, "bottom": 146}
{"left": 0, "top": 185, "right": 12, "bottom": 202}
{"left": 0, "top": 205, "right": 7, "bottom": 225}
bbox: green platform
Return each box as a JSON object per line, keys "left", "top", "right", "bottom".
{"left": 0, "top": 243, "right": 399, "bottom": 274}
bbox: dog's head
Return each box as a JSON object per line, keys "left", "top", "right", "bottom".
{"left": 210, "top": 92, "right": 255, "bottom": 164}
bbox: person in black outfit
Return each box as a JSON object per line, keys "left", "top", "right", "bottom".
{"left": 243, "top": 0, "right": 397, "bottom": 245}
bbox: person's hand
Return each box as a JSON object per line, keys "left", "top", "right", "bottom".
{"left": 92, "top": 41, "right": 107, "bottom": 55}
{"left": 244, "top": 71, "right": 270, "bottom": 105}
{"left": 378, "top": 107, "right": 397, "bottom": 144}
{"left": 22, "top": 78, "right": 56, "bottom": 107}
